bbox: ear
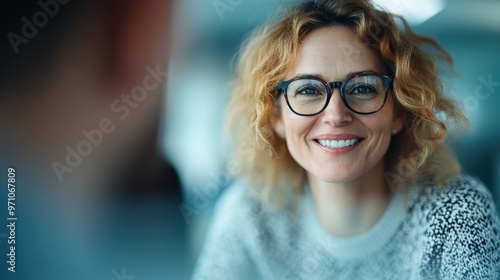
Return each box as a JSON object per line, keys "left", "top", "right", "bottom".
{"left": 106, "top": 0, "right": 175, "bottom": 91}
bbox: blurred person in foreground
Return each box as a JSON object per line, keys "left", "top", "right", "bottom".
{"left": 0, "top": 0, "right": 189, "bottom": 279}
{"left": 193, "top": 0, "right": 500, "bottom": 279}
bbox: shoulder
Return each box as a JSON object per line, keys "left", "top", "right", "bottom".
{"left": 411, "top": 175, "right": 497, "bottom": 219}
{"left": 411, "top": 175, "right": 500, "bottom": 278}
{"left": 214, "top": 180, "right": 262, "bottom": 221}
{"left": 209, "top": 180, "right": 261, "bottom": 232}
{"left": 193, "top": 181, "right": 264, "bottom": 279}
{"left": 208, "top": 179, "right": 293, "bottom": 237}
{"left": 412, "top": 175, "right": 500, "bottom": 233}
{"left": 212, "top": 180, "right": 293, "bottom": 232}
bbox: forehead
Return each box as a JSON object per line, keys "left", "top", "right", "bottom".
{"left": 288, "top": 26, "right": 384, "bottom": 80}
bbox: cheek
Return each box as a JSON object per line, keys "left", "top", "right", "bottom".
{"left": 366, "top": 97, "right": 396, "bottom": 134}
{"left": 363, "top": 109, "right": 395, "bottom": 155}
{"left": 282, "top": 109, "right": 316, "bottom": 138}
{"left": 281, "top": 108, "right": 318, "bottom": 160}
{"left": 367, "top": 115, "right": 392, "bottom": 134}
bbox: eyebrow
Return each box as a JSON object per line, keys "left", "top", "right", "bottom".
{"left": 293, "top": 70, "right": 378, "bottom": 81}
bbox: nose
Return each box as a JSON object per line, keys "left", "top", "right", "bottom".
{"left": 321, "top": 89, "right": 353, "bottom": 126}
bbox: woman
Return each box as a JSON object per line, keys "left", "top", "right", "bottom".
{"left": 193, "top": 0, "right": 500, "bottom": 279}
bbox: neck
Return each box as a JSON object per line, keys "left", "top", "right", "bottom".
{"left": 308, "top": 160, "right": 393, "bottom": 237}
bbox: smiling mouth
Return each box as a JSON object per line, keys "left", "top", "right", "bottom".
{"left": 315, "top": 138, "right": 362, "bottom": 148}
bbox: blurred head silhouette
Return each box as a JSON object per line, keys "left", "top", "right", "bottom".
{"left": 0, "top": 1, "right": 189, "bottom": 279}
{"left": 0, "top": 0, "right": 178, "bottom": 192}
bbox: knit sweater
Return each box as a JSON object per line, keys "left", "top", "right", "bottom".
{"left": 192, "top": 176, "right": 500, "bottom": 280}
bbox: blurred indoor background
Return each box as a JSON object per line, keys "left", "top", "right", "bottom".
{"left": 162, "top": 0, "right": 500, "bottom": 272}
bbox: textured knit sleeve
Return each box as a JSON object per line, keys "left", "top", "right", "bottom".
{"left": 191, "top": 182, "right": 260, "bottom": 280}
{"left": 422, "top": 176, "right": 500, "bottom": 280}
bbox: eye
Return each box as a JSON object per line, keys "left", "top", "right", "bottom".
{"left": 296, "top": 86, "right": 323, "bottom": 95}
{"left": 348, "top": 84, "right": 377, "bottom": 95}
{"left": 287, "top": 79, "right": 326, "bottom": 99}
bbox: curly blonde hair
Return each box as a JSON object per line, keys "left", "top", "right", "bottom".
{"left": 226, "top": 0, "right": 467, "bottom": 204}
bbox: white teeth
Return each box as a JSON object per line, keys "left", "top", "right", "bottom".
{"left": 317, "top": 139, "right": 359, "bottom": 148}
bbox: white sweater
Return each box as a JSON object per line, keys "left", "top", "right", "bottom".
{"left": 192, "top": 176, "right": 500, "bottom": 279}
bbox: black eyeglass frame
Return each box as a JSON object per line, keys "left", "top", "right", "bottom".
{"left": 276, "top": 72, "right": 393, "bottom": 116}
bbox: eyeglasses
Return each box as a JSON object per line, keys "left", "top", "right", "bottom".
{"left": 276, "top": 72, "right": 392, "bottom": 116}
